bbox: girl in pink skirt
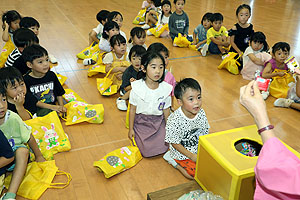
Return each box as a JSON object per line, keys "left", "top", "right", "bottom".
{"left": 128, "top": 51, "right": 172, "bottom": 157}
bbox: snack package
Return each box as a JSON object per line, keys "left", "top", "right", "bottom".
{"left": 285, "top": 56, "right": 300, "bottom": 74}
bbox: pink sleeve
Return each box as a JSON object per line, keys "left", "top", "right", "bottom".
{"left": 164, "top": 71, "right": 176, "bottom": 96}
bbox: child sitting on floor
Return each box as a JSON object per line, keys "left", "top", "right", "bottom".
{"left": 192, "top": 12, "right": 213, "bottom": 51}
{"left": 127, "top": 27, "right": 147, "bottom": 53}
{"left": 22, "top": 45, "right": 66, "bottom": 117}
{"left": 107, "top": 11, "right": 127, "bottom": 41}
{"left": 88, "top": 10, "right": 110, "bottom": 45}
{"left": 116, "top": 45, "right": 147, "bottom": 111}
{"left": 164, "top": 78, "right": 209, "bottom": 179}
{"left": 0, "top": 84, "right": 44, "bottom": 200}
{"left": 201, "top": 13, "right": 230, "bottom": 58}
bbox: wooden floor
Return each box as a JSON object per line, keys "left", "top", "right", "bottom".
{"left": 1, "top": 0, "right": 300, "bottom": 199}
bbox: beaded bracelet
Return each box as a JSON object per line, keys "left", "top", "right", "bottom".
{"left": 257, "top": 125, "right": 274, "bottom": 134}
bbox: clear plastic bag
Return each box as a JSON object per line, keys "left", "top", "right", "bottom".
{"left": 178, "top": 190, "right": 223, "bottom": 200}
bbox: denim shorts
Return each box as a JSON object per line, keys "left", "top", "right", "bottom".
{"left": 208, "top": 42, "right": 221, "bottom": 54}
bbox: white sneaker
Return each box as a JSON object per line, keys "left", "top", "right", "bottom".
{"left": 83, "top": 58, "right": 93, "bottom": 66}
{"left": 274, "top": 98, "right": 294, "bottom": 108}
{"left": 261, "top": 91, "right": 269, "bottom": 100}
{"left": 138, "top": 21, "right": 145, "bottom": 25}
{"left": 141, "top": 24, "right": 150, "bottom": 30}
{"left": 116, "top": 97, "right": 127, "bottom": 111}
{"left": 146, "top": 30, "right": 152, "bottom": 36}
{"left": 173, "top": 43, "right": 178, "bottom": 47}
{"left": 201, "top": 43, "right": 208, "bottom": 56}
{"left": 163, "top": 151, "right": 177, "bottom": 168}
{"left": 48, "top": 54, "right": 57, "bottom": 64}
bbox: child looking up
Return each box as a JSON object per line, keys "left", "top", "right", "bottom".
{"left": 83, "top": 21, "right": 120, "bottom": 65}
{"left": 0, "top": 84, "right": 45, "bottom": 200}
{"left": 164, "top": 78, "right": 209, "bottom": 179}
{"left": 107, "top": 11, "right": 127, "bottom": 41}
{"left": 201, "top": 13, "right": 230, "bottom": 58}
{"left": 0, "top": 67, "right": 38, "bottom": 120}
{"left": 22, "top": 45, "right": 66, "bottom": 117}
{"left": 127, "top": 27, "right": 147, "bottom": 52}
{"left": 128, "top": 52, "right": 172, "bottom": 157}
{"left": 229, "top": 4, "right": 254, "bottom": 56}
{"left": 117, "top": 45, "right": 147, "bottom": 111}
{"left": 262, "top": 42, "right": 293, "bottom": 99}
{"left": 5, "top": 28, "right": 39, "bottom": 70}
{"left": 192, "top": 12, "right": 213, "bottom": 51}
{"left": 169, "top": 0, "right": 191, "bottom": 42}
{"left": 241, "top": 32, "right": 270, "bottom": 80}
{"left": 89, "top": 10, "right": 110, "bottom": 45}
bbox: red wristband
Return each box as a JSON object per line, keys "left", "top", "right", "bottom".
{"left": 258, "top": 125, "right": 274, "bottom": 134}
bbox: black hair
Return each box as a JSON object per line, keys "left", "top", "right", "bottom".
{"left": 110, "top": 34, "right": 126, "bottom": 48}
{"left": 128, "top": 27, "right": 146, "bottom": 43}
{"left": 236, "top": 4, "right": 251, "bottom": 16}
{"left": 22, "top": 44, "right": 48, "bottom": 63}
{"left": 13, "top": 28, "right": 39, "bottom": 48}
{"left": 102, "top": 21, "right": 119, "bottom": 39}
{"left": 19, "top": 17, "right": 40, "bottom": 29}
{"left": 0, "top": 67, "right": 24, "bottom": 91}
{"left": 137, "top": 52, "right": 166, "bottom": 83}
{"left": 96, "top": 10, "right": 110, "bottom": 23}
{"left": 153, "top": 0, "right": 162, "bottom": 7}
{"left": 2, "top": 10, "right": 21, "bottom": 30}
{"left": 174, "top": 78, "right": 201, "bottom": 100}
{"left": 0, "top": 84, "right": 6, "bottom": 97}
{"left": 201, "top": 12, "right": 213, "bottom": 25}
{"left": 250, "top": 32, "right": 269, "bottom": 52}
{"left": 211, "top": 13, "right": 223, "bottom": 22}
{"left": 174, "top": 0, "right": 185, "bottom": 4}
{"left": 107, "top": 11, "right": 123, "bottom": 22}
{"left": 161, "top": 0, "right": 172, "bottom": 21}
{"left": 128, "top": 45, "right": 147, "bottom": 61}
{"left": 147, "top": 42, "right": 169, "bottom": 57}
{"left": 272, "top": 42, "right": 290, "bottom": 55}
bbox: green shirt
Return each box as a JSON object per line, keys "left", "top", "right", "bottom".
{"left": 0, "top": 110, "right": 31, "bottom": 147}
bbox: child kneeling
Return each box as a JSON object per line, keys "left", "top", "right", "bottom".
{"left": 164, "top": 78, "right": 209, "bottom": 179}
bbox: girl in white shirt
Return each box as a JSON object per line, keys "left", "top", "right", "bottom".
{"left": 128, "top": 52, "right": 172, "bottom": 157}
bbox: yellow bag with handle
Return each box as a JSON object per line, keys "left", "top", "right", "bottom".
{"left": 0, "top": 37, "right": 15, "bottom": 68}
{"left": 149, "top": 24, "right": 169, "bottom": 38}
{"left": 76, "top": 42, "right": 100, "bottom": 60}
{"left": 269, "top": 69, "right": 294, "bottom": 98}
{"left": 63, "top": 88, "right": 87, "bottom": 103}
{"left": 87, "top": 52, "right": 106, "bottom": 77}
{"left": 96, "top": 66, "right": 119, "bottom": 96}
{"left": 133, "top": 8, "right": 146, "bottom": 25}
{"left": 93, "top": 138, "right": 142, "bottom": 178}
{"left": 25, "top": 111, "right": 71, "bottom": 160}
{"left": 64, "top": 101, "right": 104, "bottom": 125}
{"left": 173, "top": 33, "right": 197, "bottom": 50}
{"left": 4, "top": 160, "right": 72, "bottom": 200}
{"left": 125, "top": 103, "right": 130, "bottom": 129}
{"left": 217, "top": 52, "right": 240, "bottom": 75}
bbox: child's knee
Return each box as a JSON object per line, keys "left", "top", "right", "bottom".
{"left": 15, "top": 147, "right": 29, "bottom": 160}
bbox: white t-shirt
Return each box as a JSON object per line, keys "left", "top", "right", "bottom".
{"left": 157, "top": 14, "right": 170, "bottom": 25}
{"left": 98, "top": 38, "right": 111, "bottom": 52}
{"left": 120, "top": 30, "right": 127, "bottom": 42}
{"left": 165, "top": 107, "right": 210, "bottom": 160}
{"left": 102, "top": 52, "right": 129, "bottom": 64}
{"left": 126, "top": 43, "right": 147, "bottom": 55}
{"left": 93, "top": 23, "right": 104, "bottom": 35}
{"left": 243, "top": 46, "right": 263, "bottom": 66}
{"left": 129, "top": 79, "right": 172, "bottom": 115}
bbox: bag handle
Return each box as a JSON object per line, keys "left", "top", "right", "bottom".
{"left": 130, "top": 137, "right": 137, "bottom": 147}
{"left": 105, "top": 65, "right": 118, "bottom": 78}
{"left": 48, "top": 170, "right": 72, "bottom": 189}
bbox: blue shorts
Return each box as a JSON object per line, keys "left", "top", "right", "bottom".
{"left": 7, "top": 145, "right": 29, "bottom": 171}
{"left": 208, "top": 42, "right": 221, "bottom": 54}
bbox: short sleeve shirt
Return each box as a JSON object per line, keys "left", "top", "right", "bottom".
{"left": 165, "top": 107, "right": 210, "bottom": 160}
{"left": 121, "top": 65, "right": 139, "bottom": 90}
{"left": 129, "top": 79, "right": 172, "bottom": 115}
{"left": 102, "top": 52, "right": 129, "bottom": 64}
{"left": 8, "top": 90, "right": 38, "bottom": 116}
{"left": 93, "top": 23, "right": 104, "bottom": 39}
{"left": 0, "top": 129, "right": 14, "bottom": 175}
{"left": 24, "top": 71, "right": 65, "bottom": 104}
{"left": 0, "top": 110, "right": 31, "bottom": 147}
{"left": 206, "top": 26, "right": 228, "bottom": 45}
{"left": 243, "top": 46, "right": 263, "bottom": 66}
{"left": 194, "top": 24, "right": 207, "bottom": 43}
{"left": 98, "top": 38, "right": 111, "bottom": 52}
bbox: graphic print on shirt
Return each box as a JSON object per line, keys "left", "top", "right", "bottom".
{"left": 30, "top": 81, "right": 55, "bottom": 103}
{"left": 175, "top": 20, "right": 186, "bottom": 29}
{"left": 180, "top": 128, "right": 201, "bottom": 148}
{"left": 157, "top": 96, "right": 166, "bottom": 111}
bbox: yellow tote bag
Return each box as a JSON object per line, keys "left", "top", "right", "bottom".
{"left": 55, "top": 73, "right": 67, "bottom": 85}
{"left": 133, "top": 9, "right": 146, "bottom": 25}
{"left": 93, "top": 139, "right": 142, "bottom": 178}
{"left": 269, "top": 69, "right": 294, "bottom": 98}
{"left": 217, "top": 52, "right": 240, "bottom": 75}
{"left": 87, "top": 52, "right": 106, "bottom": 77}
{"left": 96, "top": 67, "right": 118, "bottom": 96}
{"left": 4, "top": 160, "right": 72, "bottom": 200}
{"left": 25, "top": 111, "right": 71, "bottom": 160}
{"left": 63, "top": 88, "right": 87, "bottom": 103}
{"left": 64, "top": 101, "right": 104, "bottom": 125}
{"left": 125, "top": 104, "right": 130, "bottom": 129}
{"left": 173, "top": 33, "right": 197, "bottom": 50}
{"left": 0, "top": 37, "right": 15, "bottom": 68}
{"left": 149, "top": 24, "right": 169, "bottom": 38}
{"left": 77, "top": 42, "right": 100, "bottom": 60}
